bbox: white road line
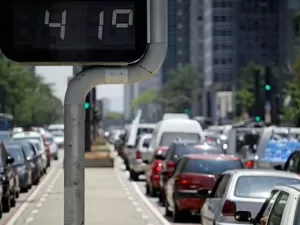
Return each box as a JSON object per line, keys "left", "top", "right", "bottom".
{"left": 5, "top": 166, "right": 60, "bottom": 225}
{"left": 131, "top": 182, "right": 171, "bottom": 225}
{"left": 25, "top": 217, "right": 34, "bottom": 224}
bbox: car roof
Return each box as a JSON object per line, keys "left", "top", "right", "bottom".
{"left": 225, "top": 169, "right": 300, "bottom": 178}
{"left": 184, "top": 154, "right": 239, "bottom": 160}
{"left": 12, "top": 131, "right": 41, "bottom": 138}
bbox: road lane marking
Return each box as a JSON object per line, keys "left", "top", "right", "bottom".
{"left": 4, "top": 165, "right": 61, "bottom": 225}
{"left": 131, "top": 181, "right": 171, "bottom": 225}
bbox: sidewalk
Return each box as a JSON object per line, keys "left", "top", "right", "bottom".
{"left": 21, "top": 168, "right": 148, "bottom": 225}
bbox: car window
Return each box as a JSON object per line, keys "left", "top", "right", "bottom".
{"left": 285, "top": 153, "right": 300, "bottom": 172}
{"left": 174, "top": 158, "right": 187, "bottom": 175}
{"left": 211, "top": 174, "right": 231, "bottom": 198}
{"left": 234, "top": 176, "right": 300, "bottom": 199}
{"left": 262, "top": 191, "right": 280, "bottom": 218}
{"left": 22, "top": 144, "right": 35, "bottom": 158}
{"left": 160, "top": 133, "right": 200, "bottom": 146}
{"left": 183, "top": 159, "right": 242, "bottom": 174}
{"left": 46, "top": 137, "right": 54, "bottom": 144}
{"left": 267, "top": 191, "right": 289, "bottom": 225}
{"left": 7, "top": 148, "right": 24, "bottom": 165}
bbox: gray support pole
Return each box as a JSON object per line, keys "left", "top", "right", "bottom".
{"left": 64, "top": 1, "right": 168, "bottom": 225}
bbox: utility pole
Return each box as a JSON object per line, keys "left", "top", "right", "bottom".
{"left": 254, "top": 70, "right": 261, "bottom": 122}
{"left": 264, "top": 66, "right": 273, "bottom": 125}
{"left": 85, "top": 91, "right": 91, "bottom": 152}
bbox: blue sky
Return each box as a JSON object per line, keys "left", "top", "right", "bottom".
{"left": 36, "top": 66, "right": 124, "bottom": 112}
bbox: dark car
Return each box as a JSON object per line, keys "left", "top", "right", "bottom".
{"left": 5, "top": 145, "right": 32, "bottom": 192}
{"left": 158, "top": 141, "right": 225, "bottom": 204}
{"left": 4, "top": 140, "right": 43, "bottom": 185}
{"left": 0, "top": 142, "right": 18, "bottom": 212}
{"left": 0, "top": 131, "right": 11, "bottom": 141}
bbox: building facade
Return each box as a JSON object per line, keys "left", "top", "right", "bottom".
{"left": 203, "top": 0, "right": 295, "bottom": 122}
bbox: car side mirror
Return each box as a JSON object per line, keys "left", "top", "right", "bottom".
{"left": 7, "top": 156, "right": 14, "bottom": 164}
{"left": 274, "top": 165, "right": 282, "bottom": 170}
{"left": 234, "top": 211, "right": 252, "bottom": 222}
{"left": 196, "top": 188, "right": 211, "bottom": 198}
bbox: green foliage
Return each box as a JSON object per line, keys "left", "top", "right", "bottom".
{"left": 104, "top": 111, "right": 123, "bottom": 120}
{"left": 235, "top": 62, "right": 263, "bottom": 113}
{"left": 293, "top": 10, "right": 300, "bottom": 37}
{"left": 0, "top": 58, "right": 62, "bottom": 126}
{"left": 158, "top": 65, "right": 203, "bottom": 112}
{"left": 131, "top": 88, "right": 157, "bottom": 109}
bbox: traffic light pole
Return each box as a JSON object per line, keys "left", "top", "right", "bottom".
{"left": 63, "top": 1, "right": 167, "bottom": 225}
{"left": 85, "top": 92, "right": 91, "bottom": 152}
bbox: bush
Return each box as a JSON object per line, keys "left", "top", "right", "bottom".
{"left": 93, "top": 138, "right": 107, "bottom": 145}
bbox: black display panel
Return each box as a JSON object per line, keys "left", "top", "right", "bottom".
{"left": 0, "top": 0, "right": 148, "bottom": 63}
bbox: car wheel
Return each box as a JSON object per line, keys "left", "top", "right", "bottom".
{"left": 16, "top": 190, "right": 20, "bottom": 198}
{"left": 2, "top": 196, "right": 10, "bottom": 212}
{"left": 172, "top": 204, "right": 187, "bottom": 223}
{"left": 10, "top": 194, "right": 16, "bottom": 207}
{"left": 54, "top": 156, "right": 58, "bottom": 160}
{"left": 145, "top": 183, "right": 150, "bottom": 195}
{"left": 165, "top": 199, "right": 172, "bottom": 217}
{"left": 0, "top": 202, "right": 3, "bottom": 218}
{"left": 130, "top": 170, "right": 138, "bottom": 181}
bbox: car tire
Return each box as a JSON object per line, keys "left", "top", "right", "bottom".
{"left": 33, "top": 177, "right": 40, "bottom": 185}
{"left": 54, "top": 156, "right": 58, "bottom": 160}
{"left": 16, "top": 190, "right": 20, "bottom": 198}
{"left": 145, "top": 183, "right": 150, "bottom": 195}
{"left": 2, "top": 196, "right": 10, "bottom": 212}
{"left": 21, "top": 186, "right": 28, "bottom": 193}
{"left": 165, "top": 199, "right": 172, "bottom": 217}
{"left": 129, "top": 170, "right": 138, "bottom": 181}
{"left": 0, "top": 202, "right": 3, "bottom": 218}
{"left": 10, "top": 194, "right": 16, "bottom": 207}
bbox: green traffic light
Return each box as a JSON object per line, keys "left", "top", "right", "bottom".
{"left": 84, "top": 102, "right": 90, "bottom": 109}
{"left": 255, "top": 116, "right": 261, "bottom": 122}
{"left": 265, "top": 84, "right": 271, "bottom": 91}
{"left": 183, "top": 109, "right": 190, "bottom": 114}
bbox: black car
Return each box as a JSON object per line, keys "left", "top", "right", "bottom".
{"left": 4, "top": 140, "right": 43, "bottom": 185}
{"left": 0, "top": 142, "right": 18, "bottom": 212}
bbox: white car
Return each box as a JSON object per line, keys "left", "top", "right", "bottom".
{"left": 234, "top": 183, "right": 300, "bottom": 225}
{"left": 44, "top": 132, "right": 59, "bottom": 160}
{"left": 51, "top": 131, "right": 64, "bottom": 149}
{"left": 200, "top": 169, "right": 300, "bottom": 225}
{"left": 12, "top": 131, "right": 48, "bottom": 171}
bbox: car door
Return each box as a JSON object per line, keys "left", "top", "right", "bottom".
{"left": 201, "top": 174, "right": 231, "bottom": 225}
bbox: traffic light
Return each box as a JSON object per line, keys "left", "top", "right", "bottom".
{"left": 264, "top": 67, "right": 272, "bottom": 99}
{"left": 184, "top": 109, "right": 190, "bottom": 115}
{"left": 84, "top": 102, "right": 90, "bottom": 109}
{"left": 255, "top": 116, "right": 261, "bottom": 122}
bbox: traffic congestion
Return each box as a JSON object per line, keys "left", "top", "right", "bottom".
{"left": 107, "top": 113, "right": 300, "bottom": 225}
{"left": 0, "top": 125, "right": 64, "bottom": 218}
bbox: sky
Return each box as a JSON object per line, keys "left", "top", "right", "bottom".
{"left": 35, "top": 66, "right": 124, "bottom": 112}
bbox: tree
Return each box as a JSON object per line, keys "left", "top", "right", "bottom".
{"left": 282, "top": 11, "right": 300, "bottom": 123}
{"left": 0, "top": 58, "right": 63, "bottom": 126}
{"left": 104, "top": 111, "right": 123, "bottom": 120}
{"left": 131, "top": 88, "right": 157, "bottom": 109}
{"left": 158, "top": 65, "right": 203, "bottom": 116}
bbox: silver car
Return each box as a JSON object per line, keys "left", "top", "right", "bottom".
{"left": 199, "top": 169, "right": 300, "bottom": 225}
{"left": 128, "top": 133, "right": 153, "bottom": 181}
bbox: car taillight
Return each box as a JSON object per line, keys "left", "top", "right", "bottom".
{"left": 152, "top": 163, "right": 162, "bottom": 173}
{"left": 222, "top": 200, "right": 236, "bottom": 216}
{"left": 167, "top": 161, "right": 175, "bottom": 173}
{"left": 244, "top": 160, "right": 254, "bottom": 168}
{"left": 175, "top": 176, "right": 190, "bottom": 190}
{"left": 136, "top": 150, "right": 141, "bottom": 159}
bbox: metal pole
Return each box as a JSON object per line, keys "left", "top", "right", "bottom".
{"left": 64, "top": 1, "right": 168, "bottom": 224}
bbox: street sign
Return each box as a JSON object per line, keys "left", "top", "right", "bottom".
{"left": 0, "top": 0, "right": 148, "bottom": 64}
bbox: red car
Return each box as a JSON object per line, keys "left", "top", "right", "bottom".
{"left": 164, "top": 154, "right": 243, "bottom": 222}
{"left": 145, "top": 146, "right": 169, "bottom": 197}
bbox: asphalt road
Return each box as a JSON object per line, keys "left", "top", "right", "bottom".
{"left": 114, "top": 156, "right": 201, "bottom": 225}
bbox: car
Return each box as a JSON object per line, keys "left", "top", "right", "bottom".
{"left": 199, "top": 169, "right": 300, "bottom": 225}
{"left": 43, "top": 132, "right": 59, "bottom": 160}
{"left": 234, "top": 183, "right": 300, "bottom": 225}
{"left": 127, "top": 133, "right": 153, "bottom": 181}
{"left": 158, "top": 141, "right": 225, "bottom": 204}
{"left": 164, "top": 154, "right": 243, "bottom": 222}
{"left": 145, "top": 146, "right": 169, "bottom": 197}
{"left": 0, "top": 131, "right": 11, "bottom": 141}
{"left": 5, "top": 144, "right": 32, "bottom": 192}
{"left": 28, "top": 139, "right": 47, "bottom": 174}
{"left": 0, "top": 142, "right": 18, "bottom": 212}
{"left": 12, "top": 131, "right": 48, "bottom": 172}
{"left": 4, "top": 140, "right": 43, "bottom": 185}
{"left": 51, "top": 130, "right": 64, "bottom": 149}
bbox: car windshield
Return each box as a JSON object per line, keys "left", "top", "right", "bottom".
{"left": 160, "top": 132, "right": 200, "bottom": 146}
{"left": 7, "top": 147, "right": 24, "bottom": 165}
{"left": 182, "top": 158, "right": 243, "bottom": 174}
{"left": 52, "top": 132, "right": 63, "bottom": 137}
{"left": 234, "top": 176, "right": 300, "bottom": 199}
{"left": 13, "top": 137, "right": 41, "bottom": 142}
{"left": 0, "top": 132, "right": 10, "bottom": 141}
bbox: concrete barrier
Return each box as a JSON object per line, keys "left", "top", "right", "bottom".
{"left": 84, "top": 152, "right": 114, "bottom": 168}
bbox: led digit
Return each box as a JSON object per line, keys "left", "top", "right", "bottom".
{"left": 98, "top": 11, "right": 104, "bottom": 40}
{"left": 44, "top": 10, "right": 67, "bottom": 40}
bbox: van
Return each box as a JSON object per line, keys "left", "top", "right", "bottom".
{"left": 149, "top": 119, "right": 205, "bottom": 151}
